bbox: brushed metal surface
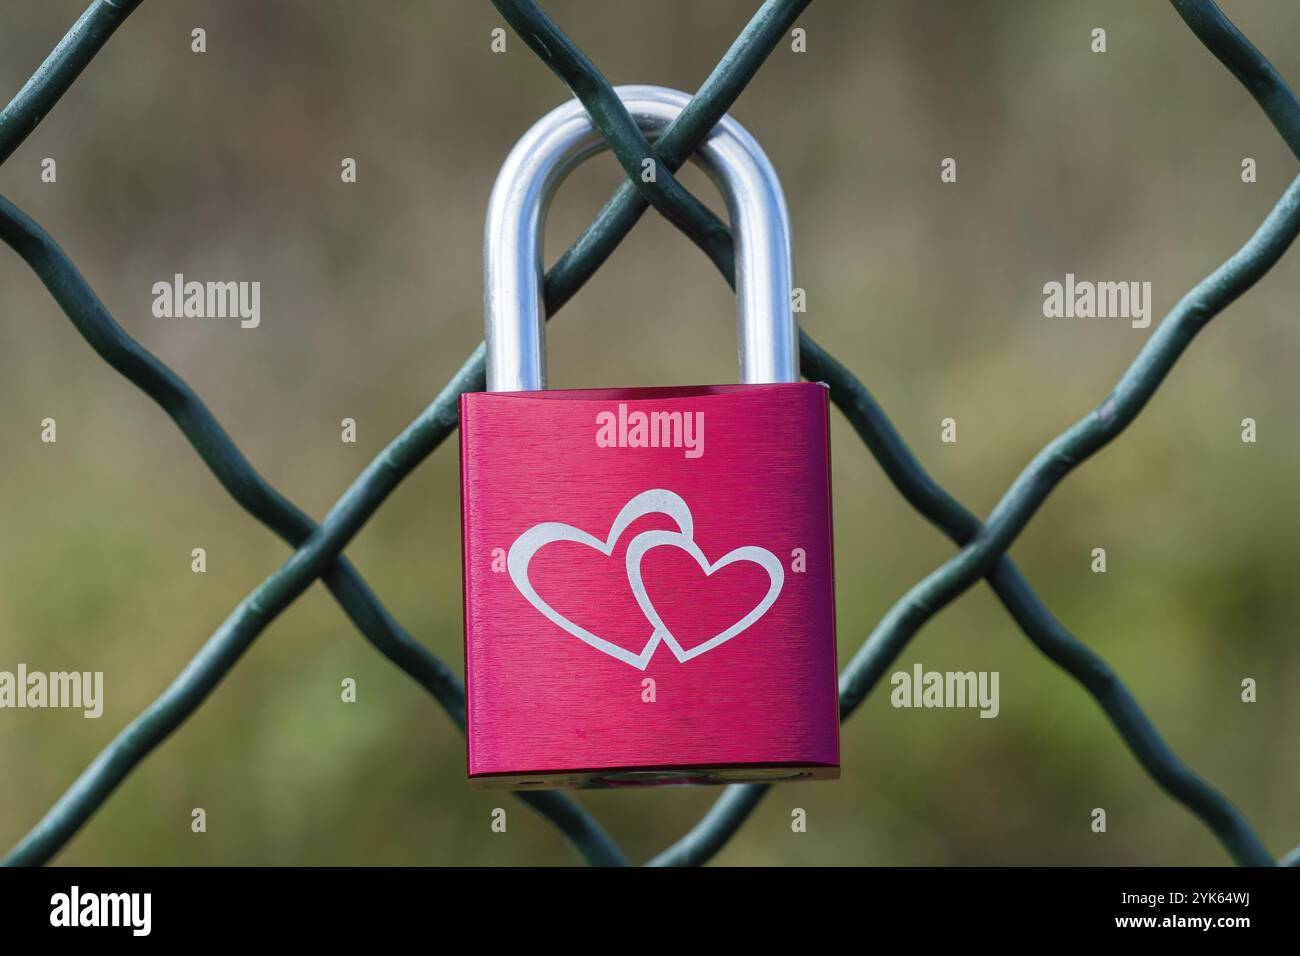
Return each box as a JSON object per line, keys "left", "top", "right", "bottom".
{"left": 484, "top": 85, "right": 797, "bottom": 392}
{"left": 461, "top": 384, "right": 839, "bottom": 788}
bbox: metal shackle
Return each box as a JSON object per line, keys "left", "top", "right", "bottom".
{"left": 484, "top": 84, "right": 798, "bottom": 392}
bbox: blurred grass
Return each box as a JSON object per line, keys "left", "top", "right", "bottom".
{"left": 0, "top": 0, "right": 1297, "bottom": 864}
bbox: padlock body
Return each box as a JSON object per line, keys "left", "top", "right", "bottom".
{"left": 460, "top": 382, "right": 839, "bottom": 788}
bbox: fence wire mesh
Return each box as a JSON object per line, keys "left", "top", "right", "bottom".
{"left": 1, "top": 0, "right": 1297, "bottom": 867}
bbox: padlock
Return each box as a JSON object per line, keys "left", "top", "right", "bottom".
{"left": 460, "top": 86, "right": 839, "bottom": 789}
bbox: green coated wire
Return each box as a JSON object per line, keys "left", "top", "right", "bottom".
{"left": 541, "top": 0, "right": 811, "bottom": 316}
{"left": 1169, "top": 0, "right": 1300, "bottom": 162}
{"left": 0, "top": 0, "right": 143, "bottom": 165}
{"left": 490, "top": 0, "right": 737, "bottom": 281}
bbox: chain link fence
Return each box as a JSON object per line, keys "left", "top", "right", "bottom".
{"left": 1, "top": 0, "right": 1298, "bottom": 867}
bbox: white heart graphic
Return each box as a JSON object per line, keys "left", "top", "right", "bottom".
{"left": 507, "top": 489, "right": 693, "bottom": 669}
{"left": 507, "top": 489, "right": 783, "bottom": 670}
{"left": 625, "top": 530, "right": 784, "bottom": 663}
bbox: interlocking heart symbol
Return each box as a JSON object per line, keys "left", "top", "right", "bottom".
{"left": 507, "top": 489, "right": 784, "bottom": 670}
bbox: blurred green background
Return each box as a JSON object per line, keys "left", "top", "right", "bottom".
{"left": 0, "top": 0, "right": 1297, "bottom": 865}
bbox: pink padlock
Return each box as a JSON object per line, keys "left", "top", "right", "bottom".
{"left": 460, "top": 86, "right": 839, "bottom": 789}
